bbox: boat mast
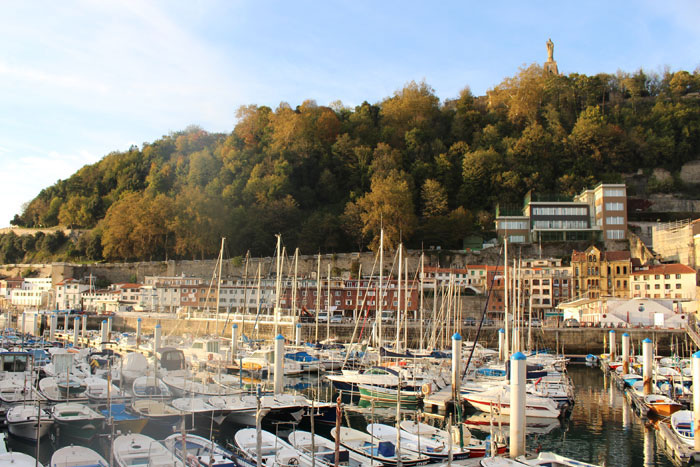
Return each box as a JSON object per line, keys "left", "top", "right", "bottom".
{"left": 404, "top": 256, "right": 409, "bottom": 351}
{"left": 215, "top": 237, "right": 225, "bottom": 336}
{"left": 395, "top": 243, "right": 402, "bottom": 351}
{"left": 274, "top": 234, "right": 282, "bottom": 337}
{"left": 326, "top": 263, "right": 331, "bottom": 341}
{"left": 315, "top": 253, "right": 321, "bottom": 343}
{"left": 504, "top": 238, "right": 509, "bottom": 360}
{"left": 419, "top": 251, "right": 424, "bottom": 352}
{"left": 292, "top": 248, "right": 299, "bottom": 322}
{"left": 378, "top": 228, "right": 384, "bottom": 364}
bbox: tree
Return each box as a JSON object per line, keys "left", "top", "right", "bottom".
{"left": 356, "top": 173, "right": 417, "bottom": 251}
{"left": 421, "top": 179, "right": 448, "bottom": 217}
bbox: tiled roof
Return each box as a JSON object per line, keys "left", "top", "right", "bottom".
{"left": 603, "top": 251, "right": 631, "bottom": 261}
{"left": 631, "top": 263, "right": 696, "bottom": 276}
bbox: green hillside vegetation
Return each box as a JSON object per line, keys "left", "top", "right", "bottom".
{"left": 4, "top": 65, "right": 700, "bottom": 263}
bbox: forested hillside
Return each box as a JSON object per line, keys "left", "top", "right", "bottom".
{"left": 5, "top": 65, "right": 700, "bottom": 263}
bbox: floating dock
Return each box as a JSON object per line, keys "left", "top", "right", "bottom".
{"left": 423, "top": 386, "right": 454, "bottom": 414}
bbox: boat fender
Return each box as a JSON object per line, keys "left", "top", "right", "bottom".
{"left": 421, "top": 383, "right": 432, "bottom": 395}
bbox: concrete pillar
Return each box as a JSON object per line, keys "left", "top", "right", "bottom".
{"left": 136, "top": 318, "right": 142, "bottom": 348}
{"left": 73, "top": 317, "right": 80, "bottom": 348}
{"left": 608, "top": 329, "right": 616, "bottom": 361}
{"left": 693, "top": 350, "right": 700, "bottom": 451}
{"left": 231, "top": 324, "right": 238, "bottom": 355}
{"left": 274, "top": 334, "right": 285, "bottom": 395}
{"left": 622, "top": 333, "right": 630, "bottom": 374}
{"left": 452, "top": 333, "right": 462, "bottom": 401}
{"left": 509, "top": 352, "right": 527, "bottom": 458}
{"left": 63, "top": 314, "right": 68, "bottom": 331}
{"left": 295, "top": 323, "right": 302, "bottom": 347}
{"left": 49, "top": 314, "right": 57, "bottom": 341}
{"left": 100, "top": 320, "right": 108, "bottom": 351}
{"left": 642, "top": 338, "right": 653, "bottom": 395}
{"left": 21, "top": 313, "right": 26, "bottom": 335}
{"left": 81, "top": 315, "right": 87, "bottom": 338}
{"left": 154, "top": 324, "right": 162, "bottom": 353}
{"left": 498, "top": 328, "right": 505, "bottom": 362}
{"left": 107, "top": 316, "right": 113, "bottom": 341}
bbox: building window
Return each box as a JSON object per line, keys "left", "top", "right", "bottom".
{"left": 605, "top": 202, "right": 624, "bottom": 211}
{"left": 655, "top": 284, "right": 660, "bottom": 290}
{"left": 508, "top": 235, "right": 525, "bottom": 243}
{"left": 665, "top": 284, "right": 671, "bottom": 290}
{"left": 606, "top": 230, "right": 625, "bottom": 240}
{"left": 603, "top": 188, "right": 625, "bottom": 197}
{"left": 676, "top": 283, "right": 682, "bottom": 289}
{"left": 605, "top": 216, "right": 625, "bottom": 225}
{"left": 499, "top": 220, "right": 528, "bottom": 230}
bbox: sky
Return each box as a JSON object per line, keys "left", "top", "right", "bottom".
{"left": 1, "top": 0, "right": 699, "bottom": 227}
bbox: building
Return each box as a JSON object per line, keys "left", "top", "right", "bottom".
{"left": 10, "top": 278, "right": 53, "bottom": 308}
{"left": 495, "top": 183, "right": 627, "bottom": 243}
{"left": 652, "top": 219, "right": 700, "bottom": 269}
{"left": 560, "top": 297, "right": 687, "bottom": 328}
{"left": 55, "top": 278, "right": 91, "bottom": 310}
{"left": 421, "top": 265, "right": 487, "bottom": 294}
{"left": 519, "top": 258, "right": 572, "bottom": 319}
{"left": 571, "top": 246, "right": 632, "bottom": 299}
{"left": 0, "top": 277, "right": 23, "bottom": 305}
{"left": 630, "top": 263, "right": 697, "bottom": 301}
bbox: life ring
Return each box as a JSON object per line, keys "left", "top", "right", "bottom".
{"left": 422, "top": 383, "right": 432, "bottom": 395}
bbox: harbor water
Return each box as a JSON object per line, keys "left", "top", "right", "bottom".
{"left": 0, "top": 365, "right": 676, "bottom": 466}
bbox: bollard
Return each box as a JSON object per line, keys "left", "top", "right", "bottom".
{"left": 49, "top": 314, "right": 57, "bottom": 341}
{"left": 693, "top": 350, "right": 700, "bottom": 451}
{"left": 274, "top": 334, "right": 285, "bottom": 395}
{"left": 100, "top": 320, "right": 108, "bottom": 351}
{"left": 452, "top": 333, "right": 462, "bottom": 401}
{"left": 509, "top": 352, "right": 527, "bottom": 458}
{"left": 295, "top": 323, "right": 302, "bottom": 347}
{"left": 73, "top": 317, "right": 80, "bottom": 348}
{"left": 81, "top": 315, "right": 87, "bottom": 338}
{"left": 231, "top": 324, "right": 238, "bottom": 356}
{"left": 136, "top": 318, "right": 142, "bottom": 348}
{"left": 608, "top": 329, "right": 616, "bottom": 361}
{"left": 642, "top": 338, "right": 653, "bottom": 395}
{"left": 622, "top": 333, "right": 630, "bottom": 375}
{"left": 498, "top": 328, "right": 505, "bottom": 362}
{"left": 154, "top": 324, "right": 162, "bottom": 354}
{"left": 108, "top": 316, "right": 113, "bottom": 341}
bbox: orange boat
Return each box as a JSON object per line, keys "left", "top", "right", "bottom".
{"left": 644, "top": 394, "right": 683, "bottom": 417}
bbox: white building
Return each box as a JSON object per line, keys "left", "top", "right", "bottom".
{"left": 630, "top": 263, "right": 697, "bottom": 301}
{"left": 560, "top": 297, "right": 688, "bottom": 328}
{"left": 10, "top": 278, "right": 53, "bottom": 308}
{"left": 55, "top": 278, "right": 92, "bottom": 310}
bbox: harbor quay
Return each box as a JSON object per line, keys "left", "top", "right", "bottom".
{"left": 88, "top": 312, "right": 688, "bottom": 355}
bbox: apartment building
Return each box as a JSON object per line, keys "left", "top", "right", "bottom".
{"left": 495, "top": 183, "right": 628, "bottom": 243}
{"left": 421, "top": 265, "right": 488, "bottom": 294}
{"left": 630, "top": 263, "right": 697, "bottom": 301}
{"left": 571, "top": 246, "right": 632, "bottom": 299}
{"left": 55, "top": 278, "right": 91, "bottom": 310}
{"left": 10, "top": 278, "right": 53, "bottom": 308}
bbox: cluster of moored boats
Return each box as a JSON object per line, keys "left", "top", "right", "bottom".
{"left": 0, "top": 323, "right": 600, "bottom": 467}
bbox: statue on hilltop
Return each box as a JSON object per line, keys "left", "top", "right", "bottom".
{"left": 544, "top": 38, "right": 559, "bottom": 75}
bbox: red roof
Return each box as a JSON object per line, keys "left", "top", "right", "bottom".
{"left": 632, "top": 263, "right": 696, "bottom": 276}
{"left": 603, "top": 251, "right": 630, "bottom": 261}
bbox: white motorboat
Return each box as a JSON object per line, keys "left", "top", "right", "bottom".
{"left": 288, "top": 430, "right": 378, "bottom": 467}
{"left": 463, "top": 387, "right": 561, "bottom": 419}
{"left": 113, "top": 433, "right": 183, "bottom": 467}
{"left": 38, "top": 376, "right": 88, "bottom": 403}
{"left": 235, "top": 427, "right": 312, "bottom": 467}
{"left": 671, "top": 410, "right": 694, "bottom": 447}
{"left": 164, "top": 433, "right": 238, "bottom": 467}
{"left": 208, "top": 394, "right": 268, "bottom": 425}
{"left": 51, "top": 402, "right": 105, "bottom": 440}
{"left": 0, "top": 452, "right": 42, "bottom": 467}
{"left": 400, "top": 420, "right": 505, "bottom": 458}
{"left": 480, "top": 451, "right": 600, "bottom": 466}
{"left": 132, "top": 375, "right": 172, "bottom": 399}
{"left": 50, "top": 445, "right": 109, "bottom": 467}
{"left": 330, "top": 426, "right": 430, "bottom": 467}
{"left": 6, "top": 404, "right": 53, "bottom": 440}
{"left": 131, "top": 399, "right": 183, "bottom": 428}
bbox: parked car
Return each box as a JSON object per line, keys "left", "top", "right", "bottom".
{"left": 463, "top": 317, "right": 477, "bottom": 326}
{"left": 330, "top": 314, "right": 343, "bottom": 324}
{"left": 317, "top": 312, "right": 329, "bottom": 323}
{"left": 530, "top": 318, "right": 542, "bottom": 327}
{"left": 482, "top": 318, "right": 495, "bottom": 327}
{"left": 564, "top": 318, "right": 580, "bottom": 328}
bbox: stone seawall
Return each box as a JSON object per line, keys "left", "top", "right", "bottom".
{"left": 98, "top": 314, "right": 688, "bottom": 355}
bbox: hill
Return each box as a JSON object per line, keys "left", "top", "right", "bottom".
{"left": 4, "top": 65, "right": 700, "bottom": 263}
